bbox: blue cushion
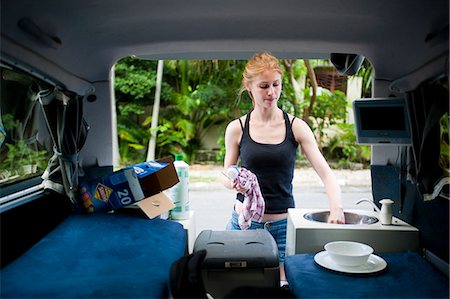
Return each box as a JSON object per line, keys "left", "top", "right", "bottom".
{"left": 285, "top": 251, "right": 449, "bottom": 298}
{"left": 1, "top": 212, "right": 186, "bottom": 298}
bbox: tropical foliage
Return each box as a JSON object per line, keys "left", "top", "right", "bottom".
{"left": 114, "top": 57, "right": 372, "bottom": 167}
{"left": 0, "top": 114, "right": 49, "bottom": 181}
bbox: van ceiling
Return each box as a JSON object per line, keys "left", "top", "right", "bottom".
{"left": 1, "top": 0, "right": 448, "bottom": 89}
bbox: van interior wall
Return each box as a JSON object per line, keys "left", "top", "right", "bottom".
{"left": 79, "top": 81, "right": 116, "bottom": 169}
{"left": 370, "top": 75, "right": 449, "bottom": 265}
{"left": 403, "top": 184, "right": 449, "bottom": 264}
{"left": 371, "top": 165, "right": 449, "bottom": 264}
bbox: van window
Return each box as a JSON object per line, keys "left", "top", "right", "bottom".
{"left": 0, "top": 64, "right": 53, "bottom": 190}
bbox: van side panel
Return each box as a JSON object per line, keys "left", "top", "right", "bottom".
{"left": 0, "top": 193, "right": 72, "bottom": 268}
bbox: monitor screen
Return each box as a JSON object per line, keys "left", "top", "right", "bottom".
{"left": 353, "top": 98, "right": 412, "bottom": 144}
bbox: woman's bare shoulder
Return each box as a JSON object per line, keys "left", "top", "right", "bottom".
{"left": 286, "top": 113, "right": 307, "bottom": 127}
{"left": 288, "top": 114, "right": 314, "bottom": 143}
{"left": 226, "top": 115, "right": 246, "bottom": 132}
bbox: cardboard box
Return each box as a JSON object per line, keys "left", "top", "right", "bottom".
{"left": 128, "top": 157, "right": 179, "bottom": 197}
{"left": 78, "top": 157, "right": 179, "bottom": 218}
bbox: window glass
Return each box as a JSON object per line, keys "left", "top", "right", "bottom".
{"left": 0, "top": 64, "right": 53, "bottom": 187}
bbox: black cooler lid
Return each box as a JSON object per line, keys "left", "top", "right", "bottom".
{"left": 193, "top": 229, "right": 279, "bottom": 269}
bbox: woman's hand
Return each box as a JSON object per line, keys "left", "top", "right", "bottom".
{"left": 328, "top": 207, "right": 345, "bottom": 224}
{"left": 231, "top": 179, "right": 248, "bottom": 194}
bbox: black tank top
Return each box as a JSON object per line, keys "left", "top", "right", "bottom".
{"left": 237, "top": 111, "right": 298, "bottom": 214}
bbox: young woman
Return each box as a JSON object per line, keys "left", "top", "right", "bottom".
{"left": 223, "top": 52, "right": 345, "bottom": 281}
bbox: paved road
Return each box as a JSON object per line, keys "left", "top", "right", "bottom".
{"left": 187, "top": 166, "right": 373, "bottom": 237}
{"left": 189, "top": 186, "right": 373, "bottom": 237}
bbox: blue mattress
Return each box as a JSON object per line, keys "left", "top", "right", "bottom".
{"left": 285, "top": 251, "right": 449, "bottom": 298}
{"left": 1, "top": 212, "right": 186, "bottom": 298}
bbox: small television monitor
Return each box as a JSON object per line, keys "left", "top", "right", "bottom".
{"left": 353, "top": 98, "right": 412, "bottom": 145}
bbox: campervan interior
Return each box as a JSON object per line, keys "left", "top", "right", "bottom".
{"left": 1, "top": 0, "right": 448, "bottom": 298}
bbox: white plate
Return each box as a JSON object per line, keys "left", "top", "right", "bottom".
{"left": 314, "top": 251, "right": 387, "bottom": 274}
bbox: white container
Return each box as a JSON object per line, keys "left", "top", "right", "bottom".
{"left": 324, "top": 241, "right": 373, "bottom": 267}
{"left": 225, "top": 165, "right": 239, "bottom": 181}
{"left": 379, "top": 198, "right": 394, "bottom": 225}
{"left": 170, "top": 154, "right": 190, "bottom": 220}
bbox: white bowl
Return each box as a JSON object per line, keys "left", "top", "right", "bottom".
{"left": 324, "top": 241, "right": 373, "bottom": 267}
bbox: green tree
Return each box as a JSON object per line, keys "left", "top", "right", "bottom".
{"left": 326, "top": 123, "right": 371, "bottom": 167}
{"left": 114, "top": 57, "right": 372, "bottom": 166}
{"left": 116, "top": 103, "right": 148, "bottom": 165}
{"left": 115, "top": 58, "right": 158, "bottom": 103}
{"left": 356, "top": 59, "right": 373, "bottom": 98}
{"left": 115, "top": 57, "right": 175, "bottom": 165}
{"left": 282, "top": 60, "right": 306, "bottom": 116}
{"left": 160, "top": 60, "right": 247, "bottom": 162}
{"left": 309, "top": 89, "right": 348, "bottom": 150}
{"left": 115, "top": 58, "right": 247, "bottom": 164}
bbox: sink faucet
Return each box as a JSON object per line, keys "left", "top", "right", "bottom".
{"left": 355, "top": 198, "right": 380, "bottom": 212}
{"left": 355, "top": 198, "right": 394, "bottom": 225}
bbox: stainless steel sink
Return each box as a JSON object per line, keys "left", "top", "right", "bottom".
{"left": 287, "top": 209, "right": 419, "bottom": 255}
{"left": 303, "top": 211, "right": 379, "bottom": 225}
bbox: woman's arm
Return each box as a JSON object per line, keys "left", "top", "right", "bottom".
{"left": 223, "top": 119, "right": 242, "bottom": 189}
{"left": 292, "top": 117, "right": 345, "bottom": 224}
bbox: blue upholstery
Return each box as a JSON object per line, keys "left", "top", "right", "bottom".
{"left": 285, "top": 251, "right": 449, "bottom": 298}
{"left": 1, "top": 212, "right": 186, "bottom": 298}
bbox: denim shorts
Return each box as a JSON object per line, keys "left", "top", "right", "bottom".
{"left": 226, "top": 210, "right": 287, "bottom": 263}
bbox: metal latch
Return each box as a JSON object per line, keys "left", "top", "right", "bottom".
{"left": 225, "top": 261, "right": 247, "bottom": 268}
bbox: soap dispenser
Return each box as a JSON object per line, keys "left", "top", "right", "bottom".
{"left": 379, "top": 198, "right": 394, "bottom": 225}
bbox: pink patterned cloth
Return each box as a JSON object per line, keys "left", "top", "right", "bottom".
{"left": 235, "top": 168, "right": 265, "bottom": 230}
